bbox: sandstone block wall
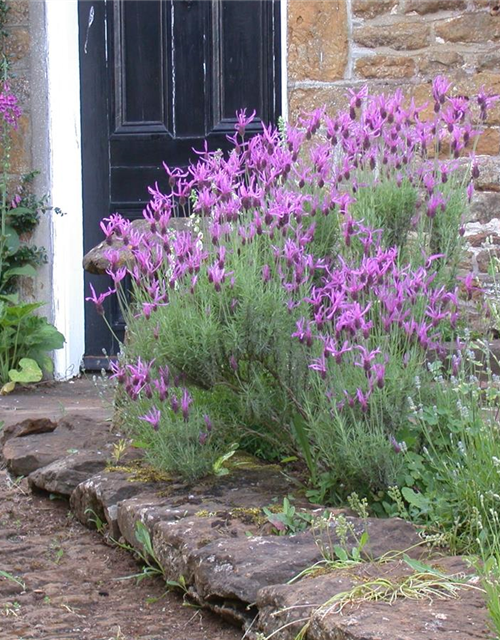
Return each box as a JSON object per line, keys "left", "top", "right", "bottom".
{"left": 1, "top": 1, "right": 52, "bottom": 309}
{"left": 1, "top": 0, "right": 31, "bottom": 182}
{"left": 287, "top": 0, "right": 500, "bottom": 283}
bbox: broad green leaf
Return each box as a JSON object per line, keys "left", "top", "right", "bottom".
{"left": 33, "top": 353, "right": 54, "bottom": 373}
{"left": 3, "top": 225, "right": 20, "bottom": 255}
{"left": 9, "top": 358, "right": 43, "bottom": 383}
{"left": 402, "top": 554, "right": 449, "bottom": 578}
{"left": 4, "top": 302, "right": 44, "bottom": 321}
{"left": 359, "top": 530, "right": 370, "bottom": 549}
{"left": 6, "top": 206, "right": 36, "bottom": 216}
{"left": 401, "top": 486, "right": 429, "bottom": 511}
{"left": 27, "top": 323, "right": 65, "bottom": 352}
{"left": 3, "top": 264, "right": 37, "bottom": 280}
{"left": 334, "top": 545, "right": 348, "bottom": 562}
{"left": 135, "top": 520, "right": 155, "bottom": 558}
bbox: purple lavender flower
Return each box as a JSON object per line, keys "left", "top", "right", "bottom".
{"left": 171, "top": 394, "right": 179, "bottom": 414}
{"left": 139, "top": 408, "right": 161, "bottom": 431}
{"left": 181, "top": 388, "right": 193, "bottom": 422}
{"left": 85, "top": 284, "right": 116, "bottom": 316}
{"left": 477, "top": 86, "right": 500, "bottom": 121}
{"left": 235, "top": 108, "right": 256, "bottom": 137}
{"left": 432, "top": 76, "right": 452, "bottom": 110}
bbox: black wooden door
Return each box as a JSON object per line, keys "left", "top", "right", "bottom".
{"left": 79, "top": 0, "right": 281, "bottom": 368}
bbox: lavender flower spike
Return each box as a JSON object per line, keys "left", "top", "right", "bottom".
{"left": 139, "top": 407, "right": 161, "bottom": 431}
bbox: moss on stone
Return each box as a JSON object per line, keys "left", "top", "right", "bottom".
{"left": 105, "top": 460, "right": 172, "bottom": 484}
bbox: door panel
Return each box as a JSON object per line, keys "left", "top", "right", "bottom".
{"left": 79, "top": 0, "right": 281, "bottom": 365}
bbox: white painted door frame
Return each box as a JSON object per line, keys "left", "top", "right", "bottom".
{"left": 45, "top": 0, "right": 288, "bottom": 380}
{"left": 46, "top": 0, "right": 85, "bottom": 380}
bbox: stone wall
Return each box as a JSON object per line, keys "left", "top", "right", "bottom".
{"left": 287, "top": 0, "right": 500, "bottom": 286}
{"left": 3, "top": 0, "right": 31, "bottom": 181}
{"left": 1, "top": 0, "right": 52, "bottom": 310}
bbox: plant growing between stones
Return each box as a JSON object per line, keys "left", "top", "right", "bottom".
{"left": 113, "top": 520, "right": 168, "bottom": 586}
{"left": 263, "top": 496, "right": 314, "bottom": 535}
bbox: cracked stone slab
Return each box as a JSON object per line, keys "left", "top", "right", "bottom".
{"left": 70, "top": 471, "right": 161, "bottom": 539}
{"left": 28, "top": 451, "right": 110, "bottom": 496}
{"left": 0, "top": 417, "right": 57, "bottom": 448}
{"left": 2, "top": 415, "right": 117, "bottom": 476}
{"left": 192, "top": 533, "right": 323, "bottom": 606}
{"left": 257, "top": 556, "right": 488, "bottom": 640}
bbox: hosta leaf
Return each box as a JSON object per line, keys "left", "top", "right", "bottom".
{"left": 9, "top": 358, "right": 43, "bottom": 383}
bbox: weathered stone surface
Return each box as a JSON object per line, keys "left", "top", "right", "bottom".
{"left": 288, "top": 86, "right": 349, "bottom": 123}
{"left": 469, "top": 191, "right": 500, "bottom": 224}
{"left": 0, "top": 417, "right": 56, "bottom": 448}
{"left": 316, "top": 516, "right": 425, "bottom": 561}
{"left": 354, "top": 20, "right": 431, "bottom": 51}
{"left": 405, "top": 0, "right": 467, "bottom": 14}
{"left": 2, "top": 415, "right": 114, "bottom": 477}
{"left": 191, "top": 516, "right": 423, "bottom": 609}
{"left": 435, "top": 12, "right": 500, "bottom": 44}
{"left": 475, "top": 156, "right": 500, "bottom": 192}
{"left": 476, "top": 128, "right": 500, "bottom": 155}
{"left": 417, "top": 49, "right": 465, "bottom": 76}
{"left": 117, "top": 496, "right": 196, "bottom": 550}
{"left": 464, "top": 218, "right": 500, "bottom": 272}
{"left": 478, "top": 50, "right": 500, "bottom": 72}
{"left": 352, "top": 0, "right": 398, "bottom": 19}
{"left": 288, "top": 0, "right": 348, "bottom": 82}
{"left": 453, "top": 72, "right": 500, "bottom": 126}
{"left": 70, "top": 471, "right": 160, "bottom": 539}
{"left": 154, "top": 516, "right": 251, "bottom": 589}
{"left": 193, "top": 533, "right": 322, "bottom": 606}
{"left": 117, "top": 460, "right": 299, "bottom": 550}
{"left": 28, "top": 450, "right": 109, "bottom": 496}
{"left": 355, "top": 55, "right": 415, "bottom": 79}
{"left": 477, "top": 245, "right": 500, "bottom": 272}
{"left": 5, "top": 0, "right": 29, "bottom": 26}
{"left": 257, "top": 556, "right": 487, "bottom": 640}
{"left": 2, "top": 26, "right": 30, "bottom": 63}
{"left": 0, "top": 114, "right": 31, "bottom": 174}
{"left": 82, "top": 217, "right": 191, "bottom": 275}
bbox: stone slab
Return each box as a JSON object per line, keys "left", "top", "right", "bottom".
{"left": 257, "top": 556, "right": 487, "bottom": 640}
{"left": 70, "top": 471, "right": 161, "bottom": 539}
{"left": 2, "top": 414, "right": 116, "bottom": 477}
{"left": 28, "top": 450, "right": 109, "bottom": 496}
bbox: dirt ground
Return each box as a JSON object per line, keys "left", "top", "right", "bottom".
{"left": 0, "top": 469, "right": 243, "bottom": 640}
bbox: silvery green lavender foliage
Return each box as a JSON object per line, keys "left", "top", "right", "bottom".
{"left": 88, "top": 77, "right": 498, "bottom": 495}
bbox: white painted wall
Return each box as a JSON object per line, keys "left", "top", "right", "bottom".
{"left": 45, "top": 0, "right": 84, "bottom": 379}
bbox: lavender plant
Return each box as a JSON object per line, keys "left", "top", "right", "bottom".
{"left": 88, "top": 78, "right": 497, "bottom": 495}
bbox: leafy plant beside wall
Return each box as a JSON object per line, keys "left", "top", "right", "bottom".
{"left": 0, "top": 6, "right": 64, "bottom": 393}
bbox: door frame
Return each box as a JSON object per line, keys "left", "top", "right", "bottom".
{"left": 46, "top": 0, "right": 288, "bottom": 379}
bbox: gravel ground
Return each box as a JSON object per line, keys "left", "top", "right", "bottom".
{"left": 0, "top": 470, "right": 243, "bottom": 640}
